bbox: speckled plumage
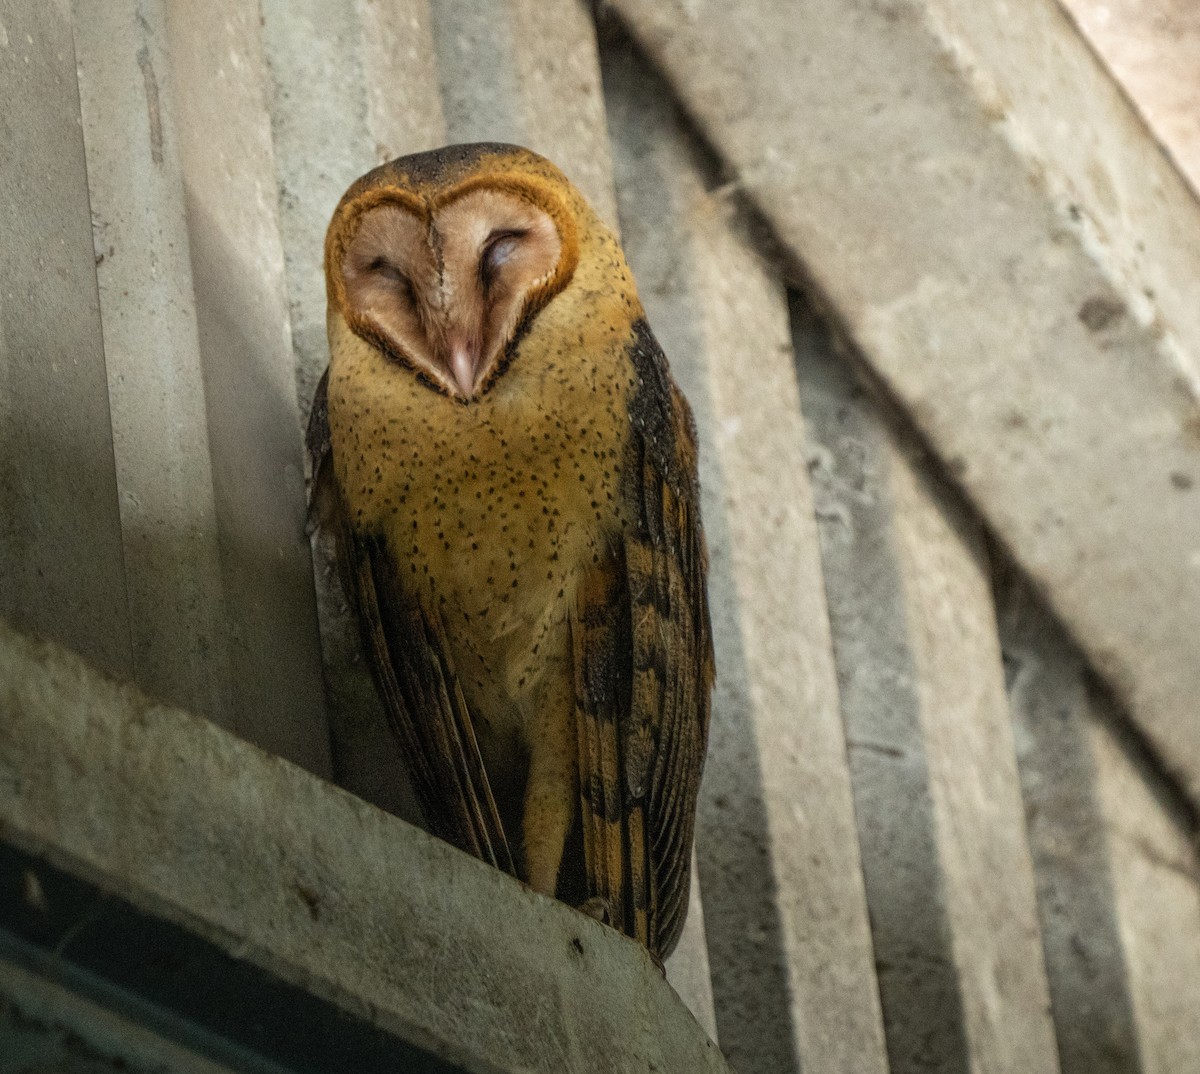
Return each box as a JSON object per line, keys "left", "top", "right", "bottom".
{"left": 309, "top": 144, "right": 712, "bottom": 960}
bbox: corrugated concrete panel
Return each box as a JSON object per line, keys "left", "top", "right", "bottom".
{"left": 888, "top": 442, "right": 1059, "bottom": 1072}
{"left": 70, "top": 0, "right": 233, "bottom": 722}
{"left": 605, "top": 41, "right": 888, "bottom": 1074}
{"left": 0, "top": 0, "right": 131, "bottom": 679}
{"left": 261, "top": 0, "right": 443, "bottom": 822}
{"left": 795, "top": 312, "right": 973, "bottom": 1074}
{"left": 160, "top": 2, "right": 331, "bottom": 774}
{"left": 998, "top": 572, "right": 1149, "bottom": 1074}
{"left": 796, "top": 308, "right": 1058, "bottom": 1074}
{"left": 1062, "top": 0, "right": 1200, "bottom": 192}
{"left": 610, "top": 0, "right": 1200, "bottom": 809}
{"left": 0, "top": 620, "right": 730, "bottom": 1074}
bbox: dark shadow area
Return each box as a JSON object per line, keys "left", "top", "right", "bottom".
{"left": 0, "top": 840, "right": 468, "bottom": 1074}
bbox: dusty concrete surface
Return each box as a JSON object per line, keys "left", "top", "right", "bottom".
{"left": 0, "top": 618, "right": 729, "bottom": 1074}
{"left": 612, "top": 0, "right": 1200, "bottom": 811}
{"left": 0, "top": 0, "right": 132, "bottom": 680}
{"left": 71, "top": 0, "right": 234, "bottom": 725}
{"left": 605, "top": 38, "right": 889, "bottom": 1074}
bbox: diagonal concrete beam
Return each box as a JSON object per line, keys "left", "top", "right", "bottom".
{"left": 610, "top": 0, "right": 1200, "bottom": 808}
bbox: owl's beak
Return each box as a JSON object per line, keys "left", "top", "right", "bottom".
{"left": 447, "top": 337, "right": 478, "bottom": 398}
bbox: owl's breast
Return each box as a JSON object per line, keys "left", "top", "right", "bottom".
{"left": 329, "top": 321, "right": 634, "bottom": 741}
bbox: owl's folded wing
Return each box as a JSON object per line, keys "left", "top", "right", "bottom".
{"left": 571, "top": 322, "right": 714, "bottom": 961}
{"left": 307, "top": 369, "right": 515, "bottom": 874}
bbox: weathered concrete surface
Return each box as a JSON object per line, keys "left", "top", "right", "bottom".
{"left": 71, "top": 0, "right": 233, "bottom": 723}
{"left": 611, "top": 0, "right": 1200, "bottom": 809}
{"left": 888, "top": 440, "right": 1059, "bottom": 1073}
{"left": 160, "top": 2, "right": 331, "bottom": 775}
{"left": 605, "top": 40, "right": 888, "bottom": 1074}
{"left": 0, "top": 0, "right": 132, "bottom": 680}
{"left": 261, "top": 0, "right": 443, "bottom": 823}
{"left": 0, "top": 619, "right": 729, "bottom": 1074}
{"left": 796, "top": 305, "right": 1058, "bottom": 1074}
{"left": 1060, "top": 0, "right": 1200, "bottom": 195}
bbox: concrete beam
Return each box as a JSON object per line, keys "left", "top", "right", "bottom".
{"left": 159, "top": 2, "right": 331, "bottom": 775}
{"left": 0, "top": 620, "right": 729, "bottom": 1074}
{"left": 604, "top": 41, "right": 889, "bottom": 1074}
{"left": 795, "top": 307, "right": 1059, "bottom": 1074}
{"left": 0, "top": 0, "right": 132, "bottom": 679}
{"left": 610, "top": 0, "right": 1200, "bottom": 808}
{"left": 70, "top": 0, "right": 233, "bottom": 723}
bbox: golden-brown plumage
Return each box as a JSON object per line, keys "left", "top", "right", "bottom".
{"left": 308, "top": 143, "right": 712, "bottom": 960}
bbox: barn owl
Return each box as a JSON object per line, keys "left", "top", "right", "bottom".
{"left": 308, "top": 143, "right": 712, "bottom": 961}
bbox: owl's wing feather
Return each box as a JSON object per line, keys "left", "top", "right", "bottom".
{"left": 573, "top": 321, "right": 713, "bottom": 961}
{"left": 307, "top": 370, "right": 515, "bottom": 875}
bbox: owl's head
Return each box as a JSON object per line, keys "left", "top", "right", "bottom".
{"left": 325, "top": 144, "right": 592, "bottom": 401}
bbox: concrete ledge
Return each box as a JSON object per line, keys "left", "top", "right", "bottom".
{"left": 0, "top": 620, "right": 727, "bottom": 1074}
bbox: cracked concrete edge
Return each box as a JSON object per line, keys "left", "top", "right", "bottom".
{"left": 609, "top": 0, "right": 1200, "bottom": 810}
{"left": 0, "top": 618, "right": 729, "bottom": 1074}
{"left": 604, "top": 40, "right": 890, "bottom": 1073}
